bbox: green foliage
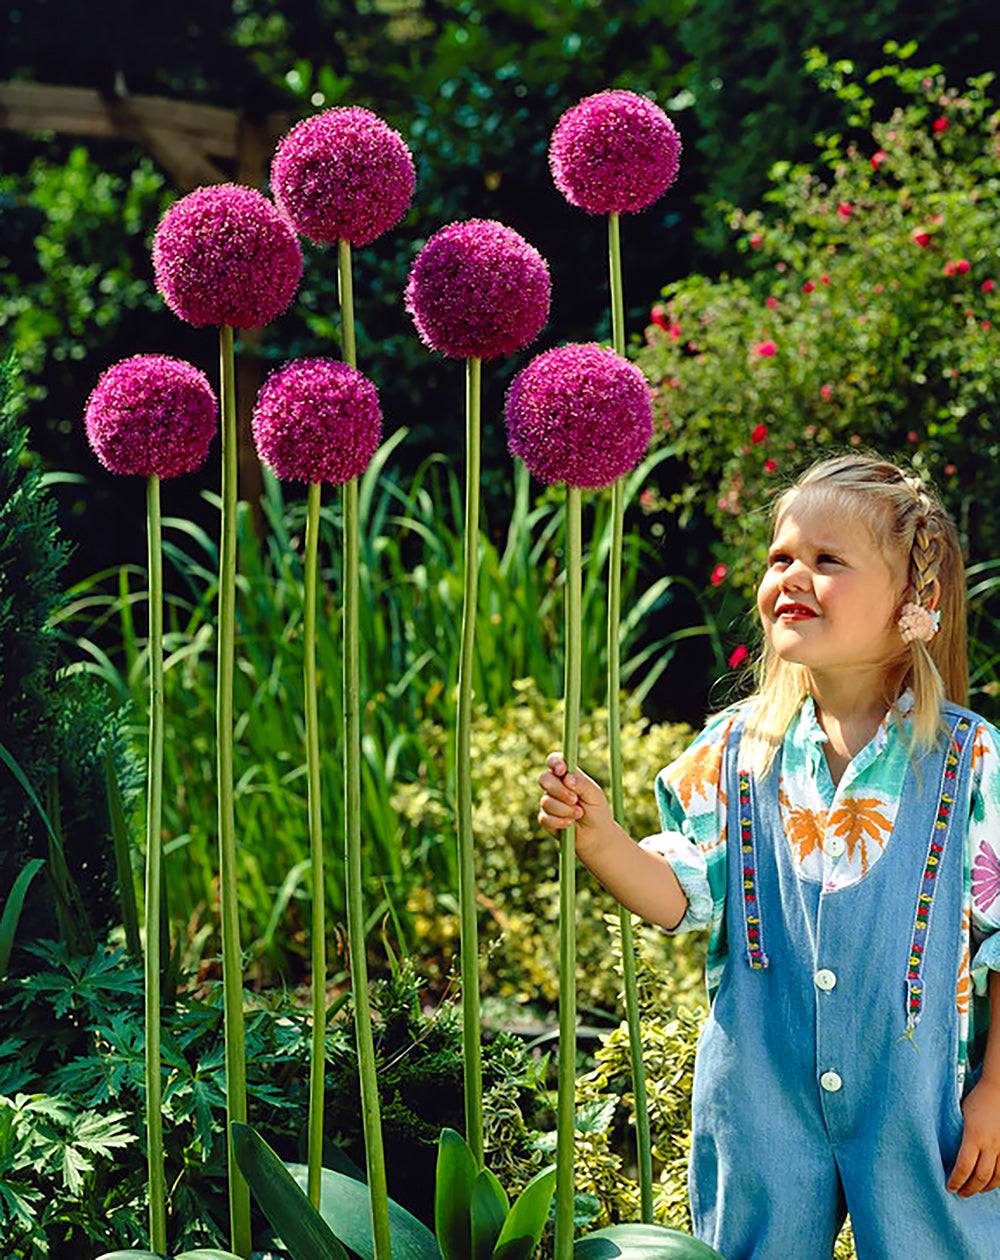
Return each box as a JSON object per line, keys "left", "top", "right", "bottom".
{"left": 0, "top": 149, "right": 170, "bottom": 410}
{"left": 57, "top": 440, "right": 680, "bottom": 980}
{"left": 393, "top": 682, "right": 702, "bottom": 1011}
{"left": 0, "top": 941, "right": 311, "bottom": 1256}
{"left": 634, "top": 52, "right": 1000, "bottom": 602}
{"left": 0, "top": 353, "right": 139, "bottom": 957}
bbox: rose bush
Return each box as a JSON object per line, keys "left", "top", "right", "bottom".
{"left": 634, "top": 48, "right": 1000, "bottom": 594}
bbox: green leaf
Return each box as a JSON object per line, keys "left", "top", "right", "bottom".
{"left": 435, "top": 1127, "right": 476, "bottom": 1260}
{"left": 574, "top": 1224, "right": 727, "bottom": 1260}
{"left": 95, "top": 1253, "right": 243, "bottom": 1259}
{"left": 230, "top": 1123, "right": 349, "bottom": 1260}
{"left": 94, "top": 1252, "right": 167, "bottom": 1259}
{"left": 469, "top": 1166, "right": 507, "bottom": 1260}
{"left": 0, "top": 858, "right": 45, "bottom": 979}
{"left": 287, "top": 1161, "right": 441, "bottom": 1260}
{"left": 492, "top": 1166, "right": 556, "bottom": 1260}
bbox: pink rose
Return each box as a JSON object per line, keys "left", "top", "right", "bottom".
{"left": 751, "top": 423, "right": 768, "bottom": 444}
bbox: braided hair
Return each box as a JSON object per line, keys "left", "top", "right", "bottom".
{"left": 743, "top": 454, "right": 967, "bottom": 776}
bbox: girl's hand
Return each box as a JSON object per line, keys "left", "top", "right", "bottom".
{"left": 947, "top": 1075, "right": 1000, "bottom": 1196}
{"left": 538, "top": 753, "right": 613, "bottom": 839}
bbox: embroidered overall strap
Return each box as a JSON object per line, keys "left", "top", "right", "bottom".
{"left": 904, "top": 713, "right": 976, "bottom": 1033}
{"left": 737, "top": 761, "right": 770, "bottom": 970}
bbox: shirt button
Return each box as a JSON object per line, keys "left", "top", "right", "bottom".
{"left": 820, "top": 1071, "right": 843, "bottom": 1093}
{"left": 814, "top": 968, "right": 837, "bottom": 991}
{"left": 825, "top": 836, "right": 847, "bottom": 858}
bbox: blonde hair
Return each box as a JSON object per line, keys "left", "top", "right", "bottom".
{"left": 742, "top": 454, "right": 967, "bottom": 776}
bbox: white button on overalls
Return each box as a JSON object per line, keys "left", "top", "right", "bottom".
{"left": 819, "top": 1071, "right": 843, "bottom": 1093}
{"left": 814, "top": 968, "right": 837, "bottom": 991}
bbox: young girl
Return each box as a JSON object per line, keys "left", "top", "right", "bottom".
{"left": 538, "top": 455, "right": 1000, "bottom": 1259}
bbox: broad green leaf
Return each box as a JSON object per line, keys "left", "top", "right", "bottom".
{"left": 230, "top": 1123, "right": 349, "bottom": 1260}
{"left": 0, "top": 858, "right": 44, "bottom": 979}
{"left": 574, "top": 1224, "right": 726, "bottom": 1260}
{"left": 287, "top": 1161, "right": 441, "bottom": 1260}
{"left": 434, "top": 1127, "right": 476, "bottom": 1260}
{"left": 469, "top": 1166, "right": 507, "bottom": 1260}
{"left": 94, "top": 1252, "right": 243, "bottom": 1259}
{"left": 492, "top": 1166, "right": 556, "bottom": 1260}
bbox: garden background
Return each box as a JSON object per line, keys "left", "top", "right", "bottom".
{"left": 2, "top": 0, "right": 1000, "bottom": 1255}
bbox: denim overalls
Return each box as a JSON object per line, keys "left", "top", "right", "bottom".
{"left": 689, "top": 706, "right": 1000, "bottom": 1259}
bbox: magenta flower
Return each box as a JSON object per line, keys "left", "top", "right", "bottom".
{"left": 152, "top": 183, "right": 302, "bottom": 329}
{"left": 271, "top": 107, "right": 416, "bottom": 247}
{"left": 729, "top": 644, "right": 750, "bottom": 669}
{"left": 754, "top": 340, "right": 778, "bottom": 357}
{"left": 406, "top": 219, "right": 550, "bottom": 360}
{"left": 505, "top": 343, "right": 653, "bottom": 489}
{"left": 548, "top": 89, "right": 681, "bottom": 215}
{"left": 252, "top": 359, "right": 381, "bottom": 484}
{"left": 85, "top": 355, "right": 217, "bottom": 478}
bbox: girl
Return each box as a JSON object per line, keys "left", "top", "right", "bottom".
{"left": 538, "top": 455, "right": 1000, "bottom": 1259}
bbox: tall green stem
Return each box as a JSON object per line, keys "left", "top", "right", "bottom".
{"left": 144, "top": 473, "right": 166, "bottom": 1253}
{"left": 555, "top": 485, "right": 582, "bottom": 1259}
{"left": 608, "top": 211, "right": 654, "bottom": 1221}
{"left": 339, "top": 237, "right": 392, "bottom": 1260}
{"left": 457, "top": 355, "right": 484, "bottom": 1166}
{"left": 304, "top": 479, "right": 325, "bottom": 1208}
{"left": 218, "top": 323, "right": 251, "bottom": 1258}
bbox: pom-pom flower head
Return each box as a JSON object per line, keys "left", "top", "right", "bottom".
{"left": 405, "top": 219, "right": 550, "bottom": 360}
{"left": 252, "top": 359, "right": 382, "bottom": 485}
{"left": 549, "top": 89, "right": 681, "bottom": 215}
{"left": 152, "top": 183, "right": 302, "bottom": 329}
{"left": 85, "top": 354, "right": 217, "bottom": 478}
{"left": 271, "top": 107, "right": 416, "bottom": 247}
{"left": 505, "top": 343, "right": 654, "bottom": 489}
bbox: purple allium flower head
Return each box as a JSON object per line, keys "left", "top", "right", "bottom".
{"left": 505, "top": 343, "right": 653, "bottom": 489}
{"left": 152, "top": 183, "right": 302, "bottom": 329}
{"left": 405, "top": 219, "right": 550, "bottom": 360}
{"left": 85, "top": 355, "right": 217, "bottom": 479}
{"left": 252, "top": 359, "right": 382, "bottom": 485}
{"left": 549, "top": 90, "right": 682, "bottom": 215}
{"left": 271, "top": 107, "right": 416, "bottom": 247}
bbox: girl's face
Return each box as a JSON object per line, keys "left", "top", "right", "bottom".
{"left": 757, "top": 496, "right": 907, "bottom": 680}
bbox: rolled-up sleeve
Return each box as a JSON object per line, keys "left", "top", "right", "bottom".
{"left": 636, "top": 706, "right": 741, "bottom": 937}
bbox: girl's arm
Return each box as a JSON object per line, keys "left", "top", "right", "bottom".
{"left": 538, "top": 753, "right": 689, "bottom": 931}
{"left": 947, "top": 968, "right": 1000, "bottom": 1196}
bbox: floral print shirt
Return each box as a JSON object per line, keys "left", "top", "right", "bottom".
{"left": 640, "top": 693, "right": 1000, "bottom": 1083}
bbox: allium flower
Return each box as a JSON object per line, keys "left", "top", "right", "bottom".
{"left": 252, "top": 359, "right": 381, "bottom": 484}
{"left": 549, "top": 90, "right": 681, "bottom": 215}
{"left": 504, "top": 343, "right": 653, "bottom": 489}
{"left": 152, "top": 184, "right": 302, "bottom": 329}
{"left": 271, "top": 107, "right": 415, "bottom": 246}
{"left": 85, "top": 355, "right": 217, "bottom": 478}
{"left": 406, "top": 219, "right": 550, "bottom": 360}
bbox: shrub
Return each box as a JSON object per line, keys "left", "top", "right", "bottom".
{"left": 393, "top": 679, "right": 704, "bottom": 1011}
{"left": 634, "top": 49, "right": 1000, "bottom": 601}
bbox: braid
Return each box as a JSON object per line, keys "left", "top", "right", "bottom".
{"left": 905, "top": 477, "right": 943, "bottom": 609}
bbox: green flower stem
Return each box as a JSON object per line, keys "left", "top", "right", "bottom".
{"left": 218, "top": 323, "right": 251, "bottom": 1259}
{"left": 339, "top": 237, "right": 392, "bottom": 1260}
{"left": 555, "top": 484, "right": 582, "bottom": 1260}
{"left": 304, "top": 478, "right": 325, "bottom": 1209}
{"left": 144, "top": 472, "right": 166, "bottom": 1253}
{"left": 458, "top": 354, "right": 484, "bottom": 1167}
{"left": 608, "top": 211, "right": 654, "bottom": 1222}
